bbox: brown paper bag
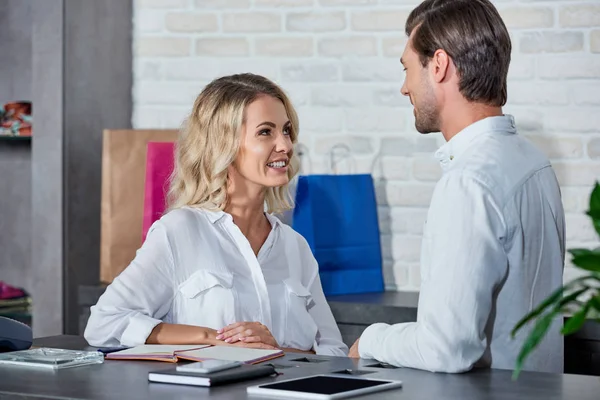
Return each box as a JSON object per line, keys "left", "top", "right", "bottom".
{"left": 100, "top": 129, "right": 178, "bottom": 284}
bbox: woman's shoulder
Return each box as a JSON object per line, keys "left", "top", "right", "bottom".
{"left": 269, "top": 214, "right": 312, "bottom": 254}
{"left": 153, "top": 206, "right": 219, "bottom": 236}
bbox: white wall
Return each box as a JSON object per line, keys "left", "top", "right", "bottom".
{"left": 132, "top": 0, "right": 600, "bottom": 291}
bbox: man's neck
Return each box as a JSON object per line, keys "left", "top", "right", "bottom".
{"left": 439, "top": 101, "right": 503, "bottom": 142}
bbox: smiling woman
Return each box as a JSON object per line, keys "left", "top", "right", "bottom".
{"left": 83, "top": 74, "right": 348, "bottom": 357}
{"left": 230, "top": 95, "right": 296, "bottom": 195}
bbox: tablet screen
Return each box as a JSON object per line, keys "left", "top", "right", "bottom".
{"left": 258, "top": 376, "right": 390, "bottom": 395}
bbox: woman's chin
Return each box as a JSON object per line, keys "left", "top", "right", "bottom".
{"left": 262, "top": 176, "right": 290, "bottom": 188}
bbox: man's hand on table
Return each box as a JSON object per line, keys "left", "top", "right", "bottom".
{"left": 348, "top": 338, "right": 360, "bottom": 358}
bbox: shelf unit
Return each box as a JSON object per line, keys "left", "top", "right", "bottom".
{"left": 0, "top": 136, "right": 32, "bottom": 142}
{"left": 1, "top": 0, "right": 132, "bottom": 337}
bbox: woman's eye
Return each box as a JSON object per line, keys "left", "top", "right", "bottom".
{"left": 259, "top": 129, "right": 271, "bottom": 136}
{"left": 283, "top": 127, "right": 291, "bottom": 136}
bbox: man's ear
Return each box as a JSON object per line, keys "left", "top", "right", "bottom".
{"left": 430, "top": 49, "right": 450, "bottom": 84}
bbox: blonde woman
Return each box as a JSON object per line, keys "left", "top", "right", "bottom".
{"left": 84, "top": 74, "right": 348, "bottom": 356}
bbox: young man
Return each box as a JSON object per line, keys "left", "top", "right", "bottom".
{"left": 348, "top": 0, "right": 565, "bottom": 374}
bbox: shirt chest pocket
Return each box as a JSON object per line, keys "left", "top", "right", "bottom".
{"left": 177, "top": 270, "right": 237, "bottom": 329}
{"left": 283, "top": 278, "right": 318, "bottom": 351}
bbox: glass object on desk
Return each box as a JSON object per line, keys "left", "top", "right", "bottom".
{"left": 0, "top": 347, "right": 104, "bottom": 369}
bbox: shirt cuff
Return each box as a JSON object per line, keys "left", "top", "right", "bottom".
{"left": 314, "top": 341, "right": 349, "bottom": 357}
{"left": 359, "top": 322, "right": 390, "bottom": 360}
{"left": 120, "top": 313, "right": 162, "bottom": 347}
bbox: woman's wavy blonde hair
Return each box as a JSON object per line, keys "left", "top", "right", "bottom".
{"left": 167, "top": 73, "right": 300, "bottom": 214}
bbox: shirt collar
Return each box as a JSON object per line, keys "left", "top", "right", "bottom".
{"left": 265, "top": 213, "right": 282, "bottom": 230}
{"left": 205, "top": 209, "right": 227, "bottom": 224}
{"left": 205, "top": 208, "right": 282, "bottom": 230}
{"left": 434, "top": 114, "right": 517, "bottom": 170}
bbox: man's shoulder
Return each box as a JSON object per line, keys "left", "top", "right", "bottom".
{"left": 439, "top": 133, "right": 558, "bottom": 210}
{"left": 461, "top": 133, "right": 550, "bottom": 183}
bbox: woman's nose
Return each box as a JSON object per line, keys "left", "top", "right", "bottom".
{"left": 275, "top": 132, "right": 292, "bottom": 153}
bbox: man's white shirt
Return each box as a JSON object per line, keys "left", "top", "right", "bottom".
{"left": 359, "top": 115, "right": 565, "bottom": 373}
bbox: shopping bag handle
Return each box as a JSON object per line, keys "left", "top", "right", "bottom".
{"left": 295, "top": 142, "right": 311, "bottom": 175}
{"left": 328, "top": 143, "right": 355, "bottom": 175}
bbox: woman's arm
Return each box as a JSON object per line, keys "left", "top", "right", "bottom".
{"left": 84, "top": 222, "right": 213, "bottom": 348}
{"left": 147, "top": 323, "right": 221, "bottom": 345}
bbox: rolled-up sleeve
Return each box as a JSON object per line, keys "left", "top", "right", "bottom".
{"left": 84, "top": 222, "right": 175, "bottom": 347}
{"left": 359, "top": 174, "right": 507, "bottom": 373}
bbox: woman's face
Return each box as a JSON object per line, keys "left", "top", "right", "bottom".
{"left": 232, "top": 95, "right": 294, "bottom": 189}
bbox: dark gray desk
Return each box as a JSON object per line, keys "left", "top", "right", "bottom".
{"left": 80, "top": 287, "right": 600, "bottom": 375}
{"left": 326, "top": 291, "right": 600, "bottom": 376}
{"left": 0, "top": 335, "right": 598, "bottom": 400}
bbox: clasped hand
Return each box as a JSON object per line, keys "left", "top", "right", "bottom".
{"left": 216, "top": 321, "right": 279, "bottom": 350}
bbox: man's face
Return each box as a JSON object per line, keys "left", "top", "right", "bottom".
{"left": 400, "top": 37, "right": 440, "bottom": 134}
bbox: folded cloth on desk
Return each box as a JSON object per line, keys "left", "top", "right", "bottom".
{"left": 0, "top": 281, "right": 27, "bottom": 300}
{"left": 0, "top": 282, "right": 32, "bottom": 327}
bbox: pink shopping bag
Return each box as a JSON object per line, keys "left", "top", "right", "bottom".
{"left": 142, "top": 142, "right": 175, "bottom": 242}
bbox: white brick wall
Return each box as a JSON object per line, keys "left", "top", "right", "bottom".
{"left": 133, "top": 0, "right": 600, "bottom": 292}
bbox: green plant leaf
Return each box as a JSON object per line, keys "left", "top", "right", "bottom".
{"left": 569, "top": 248, "right": 594, "bottom": 258}
{"left": 570, "top": 252, "right": 600, "bottom": 273}
{"left": 513, "top": 182, "right": 600, "bottom": 378}
{"left": 513, "top": 308, "right": 559, "bottom": 380}
{"left": 589, "top": 182, "right": 600, "bottom": 214}
{"left": 511, "top": 286, "right": 564, "bottom": 337}
{"left": 568, "top": 248, "right": 600, "bottom": 272}
{"left": 590, "top": 295, "right": 600, "bottom": 313}
{"left": 562, "top": 301, "right": 592, "bottom": 336}
{"left": 511, "top": 276, "right": 593, "bottom": 337}
{"left": 558, "top": 287, "right": 590, "bottom": 308}
{"left": 592, "top": 219, "right": 600, "bottom": 239}
{"left": 588, "top": 182, "right": 600, "bottom": 236}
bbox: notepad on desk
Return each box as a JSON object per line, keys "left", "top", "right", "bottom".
{"left": 105, "top": 344, "right": 284, "bottom": 364}
{"left": 148, "top": 364, "right": 277, "bottom": 387}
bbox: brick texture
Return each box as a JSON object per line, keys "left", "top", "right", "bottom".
{"left": 133, "top": 0, "right": 600, "bottom": 291}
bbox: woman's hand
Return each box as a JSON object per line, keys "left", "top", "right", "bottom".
{"left": 216, "top": 322, "right": 279, "bottom": 348}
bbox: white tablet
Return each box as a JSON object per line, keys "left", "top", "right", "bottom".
{"left": 246, "top": 374, "right": 403, "bottom": 400}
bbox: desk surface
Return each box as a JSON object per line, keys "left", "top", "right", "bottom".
{"left": 0, "top": 335, "right": 598, "bottom": 400}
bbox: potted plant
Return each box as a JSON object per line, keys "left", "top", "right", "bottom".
{"left": 511, "top": 182, "right": 600, "bottom": 378}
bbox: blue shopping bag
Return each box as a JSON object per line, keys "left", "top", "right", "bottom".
{"left": 292, "top": 174, "right": 384, "bottom": 296}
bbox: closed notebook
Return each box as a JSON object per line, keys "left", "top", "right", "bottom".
{"left": 106, "top": 344, "right": 284, "bottom": 364}
{"left": 148, "top": 364, "right": 276, "bottom": 387}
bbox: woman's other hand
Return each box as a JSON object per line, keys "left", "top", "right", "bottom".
{"left": 216, "top": 321, "right": 279, "bottom": 348}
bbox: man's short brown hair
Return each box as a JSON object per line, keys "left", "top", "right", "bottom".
{"left": 406, "top": 0, "right": 511, "bottom": 107}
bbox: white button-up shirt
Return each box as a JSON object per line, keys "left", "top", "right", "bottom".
{"left": 359, "top": 115, "right": 565, "bottom": 373}
{"left": 84, "top": 207, "right": 348, "bottom": 356}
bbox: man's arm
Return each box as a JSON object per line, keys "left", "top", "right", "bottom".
{"left": 358, "top": 173, "right": 508, "bottom": 373}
